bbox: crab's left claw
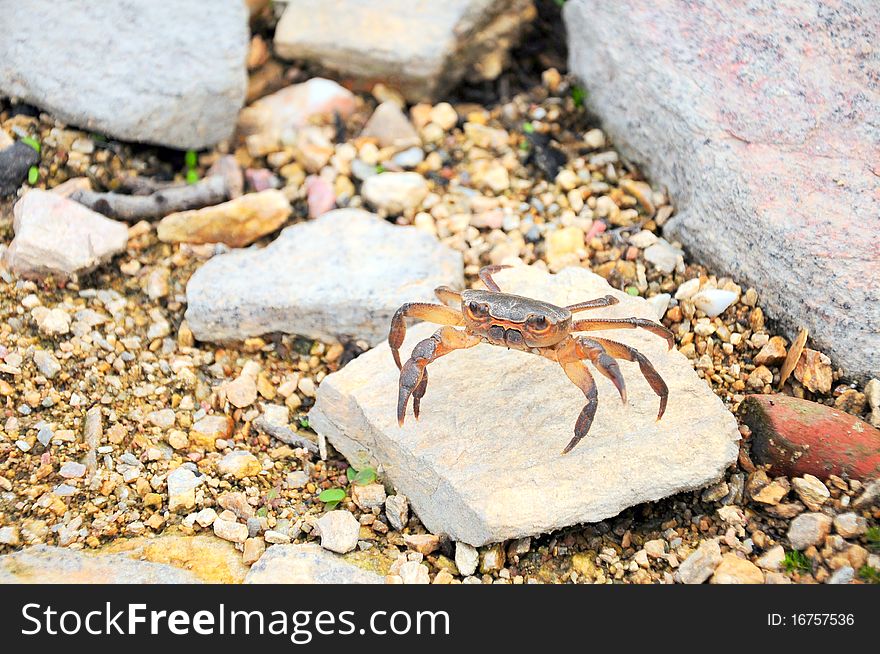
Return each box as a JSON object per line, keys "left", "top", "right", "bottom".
{"left": 397, "top": 359, "right": 425, "bottom": 427}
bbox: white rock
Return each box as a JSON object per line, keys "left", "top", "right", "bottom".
{"left": 755, "top": 545, "right": 785, "bottom": 571}
{"left": 58, "top": 462, "right": 86, "bottom": 479}
{"left": 833, "top": 512, "right": 867, "bottom": 538}
{"left": 32, "top": 307, "right": 71, "bottom": 336}
{"left": 0, "top": 0, "right": 247, "bottom": 149}
{"left": 147, "top": 409, "right": 176, "bottom": 429}
{"left": 32, "top": 350, "right": 61, "bottom": 379}
{"left": 643, "top": 239, "right": 683, "bottom": 273}
{"left": 676, "top": 539, "right": 722, "bottom": 584}
{"left": 691, "top": 288, "right": 738, "bottom": 318}
{"left": 167, "top": 466, "right": 201, "bottom": 512}
{"left": 0, "top": 526, "right": 20, "bottom": 546}
{"left": 5, "top": 190, "right": 128, "bottom": 278}
{"left": 455, "top": 542, "right": 479, "bottom": 577}
{"left": 828, "top": 566, "right": 855, "bottom": 584}
{"left": 629, "top": 229, "right": 658, "bottom": 249}
{"left": 310, "top": 265, "right": 739, "bottom": 545}
{"left": 185, "top": 209, "right": 463, "bottom": 346}
{"left": 213, "top": 519, "right": 249, "bottom": 544}
{"left": 316, "top": 510, "right": 360, "bottom": 554}
{"left": 645, "top": 293, "right": 671, "bottom": 320}
{"left": 362, "top": 172, "right": 429, "bottom": 214}
{"left": 674, "top": 277, "right": 701, "bottom": 300}
{"left": 245, "top": 544, "right": 382, "bottom": 584}
{"left": 193, "top": 508, "right": 217, "bottom": 528}
{"left": 398, "top": 560, "right": 430, "bottom": 584}
{"left": 273, "top": 0, "right": 534, "bottom": 101}
{"left": 787, "top": 513, "right": 833, "bottom": 550}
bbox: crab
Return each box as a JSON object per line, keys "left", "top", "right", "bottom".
{"left": 388, "top": 265, "right": 675, "bottom": 453}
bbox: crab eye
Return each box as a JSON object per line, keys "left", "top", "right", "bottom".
{"left": 528, "top": 314, "right": 549, "bottom": 330}
{"left": 468, "top": 301, "right": 488, "bottom": 318}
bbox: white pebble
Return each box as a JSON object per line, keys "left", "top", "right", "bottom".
{"left": 691, "top": 288, "right": 738, "bottom": 318}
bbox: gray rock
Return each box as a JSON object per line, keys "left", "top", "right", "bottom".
{"left": 360, "top": 101, "right": 420, "bottom": 149}
{"left": 564, "top": 0, "right": 880, "bottom": 382}
{"left": 309, "top": 265, "right": 739, "bottom": 545}
{"left": 0, "top": 141, "right": 40, "bottom": 196}
{"left": 676, "top": 539, "right": 723, "bottom": 584}
{"left": 5, "top": 190, "right": 128, "bottom": 278}
{"left": 0, "top": 545, "right": 201, "bottom": 583}
{"left": 245, "top": 544, "right": 383, "bottom": 584}
{"left": 273, "top": 0, "right": 535, "bottom": 101}
{"left": 787, "top": 512, "right": 833, "bottom": 550}
{"left": 0, "top": 0, "right": 248, "bottom": 149}
{"left": 185, "top": 209, "right": 463, "bottom": 345}
{"left": 315, "top": 510, "right": 360, "bottom": 554}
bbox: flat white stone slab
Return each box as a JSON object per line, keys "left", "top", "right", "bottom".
{"left": 310, "top": 265, "right": 739, "bottom": 546}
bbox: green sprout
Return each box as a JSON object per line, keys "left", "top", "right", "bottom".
{"left": 318, "top": 487, "right": 345, "bottom": 510}
{"left": 782, "top": 550, "right": 811, "bottom": 574}
{"left": 298, "top": 417, "right": 310, "bottom": 430}
{"left": 571, "top": 85, "right": 587, "bottom": 108}
{"left": 553, "top": 0, "right": 566, "bottom": 7}
{"left": 27, "top": 166, "right": 39, "bottom": 185}
{"left": 522, "top": 121, "right": 536, "bottom": 134}
{"left": 625, "top": 286, "right": 640, "bottom": 296}
{"left": 183, "top": 149, "right": 199, "bottom": 184}
{"left": 20, "top": 136, "right": 40, "bottom": 153}
{"left": 866, "top": 526, "right": 880, "bottom": 551}
{"left": 375, "top": 164, "right": 386, "bottom": 174}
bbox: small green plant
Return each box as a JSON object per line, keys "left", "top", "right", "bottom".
{"left": 27, "top": 166, "right": 39, "bottom": 185}
{"left": 298, "top": 416, "right": 310, "bottom": 430}
{"left": 318, "top": 487, "right": 345, "bottom": 510}
{"left": 346, "top": 463, "right": 377, "bottom": 486}
{"left": 865, "top": 526, "right": 880, "bottom": 551}
{"left": 553, "top": 0, "right": 567, "bottom": 7}
{"left": 782, "top": 550, "right": 811, "bottom": 573}
{"left": 184, "top": 149, "right": 199, "bottom": 184}
{"left": 859, "top": 565, "right": 880, "bottom": 584}
{"left": 522, "top": 121, "right": 535, "bottom": 134}
{"left": 20, "top": 136, "right": 40, "bottom": 152}
{"left": 625, "top": 286, "right": 640, "bottom": 296}
{"left": 571, "top": 85, "right": 587, "bottom": 108}
{"left": 375, "top": 164, "right": 386, "bottom": 174}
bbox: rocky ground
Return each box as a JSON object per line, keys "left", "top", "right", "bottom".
{"left": 0, "top": 2, "right": 878, "bottom": 585}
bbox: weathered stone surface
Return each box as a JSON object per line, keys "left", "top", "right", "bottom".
{"left": 741, "top": 394, "right": 880, "bottom": 481}
{"left": 245, "top": 544, "right": 383, "bottom": 584}
{"left": 788, "top": 512, "right": 833, "bottom": 550}
{"left": 315, "top": 510, "right": 360, "bottom": 554}
{"left": 5, "top": 190, "right": 128, "bottom": 278}
{"left": 310, "top": 265, "right": 739, "bottom": 545}
{"left": 157, "top": 190, "right": 291, "bottom": 248}
{"left": 274, "top": 0, "right": 535, "bottom": 101}
{"left": 565, "top": 0, "right": 880, "bottom": 382}
{"left": 0, "top": 544, "right": 201, "bottom": 584}
{"left": 0, "top": 0, "right": 248, "bottom": 149}
{"left": 185, "top": 209, "right": 463, "bottom": 345}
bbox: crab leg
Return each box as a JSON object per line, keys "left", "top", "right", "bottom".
{"left": 571, "top": 317, "right": 674, "bottom": 349}
{"left": 398, "top": 327, "right": 481, "bottom": 426}
{"left": 555, "top": 335, "right": 628, "bottom": 403}
{"left": 559, "top": 361, "right": 598, "bottom": 454}
{"left": 589, "top": 337, "right": 668, "bottom": 419}
{"left": 478, "top": 264, "right": 511, "bottom": 292}
{"left": 434, "top": 286, "right": 462, "bottom": 306}
{"left": 389, "top": 303, "right": 464, "bottom": 369}
{"left": 565, "top": 295, "right": 619, "bottom": 313}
